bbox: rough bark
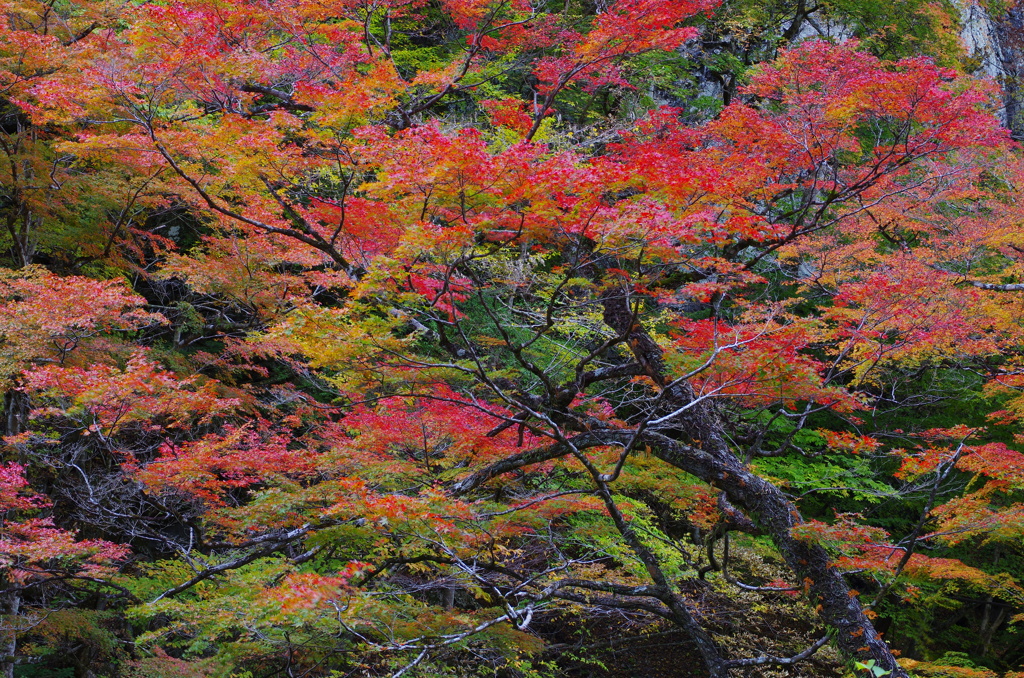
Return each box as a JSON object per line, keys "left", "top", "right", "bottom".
{"left": 2, "top": 389, "right": 27, "bottom": 438}
{"left": 0, "top": 585, "right": 19, "bottom": 678}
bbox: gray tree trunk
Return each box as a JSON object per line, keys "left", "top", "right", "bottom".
{"left": 0, "top": 585, "right": 21, "bottom": 678}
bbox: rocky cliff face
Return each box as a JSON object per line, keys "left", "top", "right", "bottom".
{"left": 959, "top": 0, "right": 1024, "bottom": 139}
{"left": 993, "top": 4, "right": 1024, "bottom": 139}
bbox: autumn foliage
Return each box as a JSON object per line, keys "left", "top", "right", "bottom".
{"left": 1, "top": 0, "right": 1024, "bottom": 676}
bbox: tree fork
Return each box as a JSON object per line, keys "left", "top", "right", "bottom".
{"left": 643, "top": 432, "right": 906, "bottom": 676}
{"left": 599, "top": 284, "right": 907, "bottom": 676}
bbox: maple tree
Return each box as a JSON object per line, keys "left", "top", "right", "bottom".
{"left": 0, "top": 0, "right": 1023, "bottom": 676}
{"left": 0, "top": 462, "right": 126, "bottom": 678}
{"left": 0, "top": 0, "right": 166, "bottom": 271}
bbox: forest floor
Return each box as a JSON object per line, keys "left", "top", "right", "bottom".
{"left": 575, "top": 629, "right": 707, "bottom": 677}
{"left": 539, "top": 577, "right": 847, "bottom": 678}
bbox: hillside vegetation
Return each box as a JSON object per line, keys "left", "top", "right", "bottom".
{"left": 2, "top": 1, "right": 1024, "bottom": 677}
